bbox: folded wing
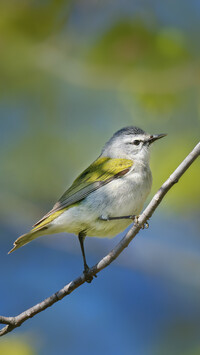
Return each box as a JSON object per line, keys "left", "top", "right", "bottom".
{"left": 33, "top": 157, "right": 133, "bottom": 229}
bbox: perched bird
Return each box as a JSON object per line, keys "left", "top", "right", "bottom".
{"left": 9, "top": 126, "right": 166, "bottom": 281}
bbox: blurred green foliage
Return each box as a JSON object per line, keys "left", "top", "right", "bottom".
{"left": 154, "top": 319, "right": 200, "bottom": 355}
{"left": 0, "top": 337, "right": 35, "bottom": 355}
{"left": 90, "top": 22, "right": 189, "bottom": 68}
{"left": 0, "top": 0, "right": 199, "bottom": 224}
{"left": 0, "top": 0, "right": 70, "bottom": 94}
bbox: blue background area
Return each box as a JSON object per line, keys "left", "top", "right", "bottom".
{"left": 1, "top": 214, "right": 200, "bottom": 354}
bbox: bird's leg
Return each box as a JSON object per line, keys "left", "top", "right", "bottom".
{"left": 78, "top": 232, "right": 96, "bottom": 283}
{"left": 99, "top": 215, "right": 136, "bottom": 221}
{"left": 100, "top": 215, "right": 149, "bottom": 229}
{"left": 78, "top": 232, "right": 90, "bottom": 280}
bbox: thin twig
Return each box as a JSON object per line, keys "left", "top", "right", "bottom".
{"left": 0, "top": 142, "right": 199, "bottom": 336}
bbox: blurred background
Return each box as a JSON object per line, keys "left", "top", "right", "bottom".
{"left": 0, "top": 1, "right": 200, "bottom": 354}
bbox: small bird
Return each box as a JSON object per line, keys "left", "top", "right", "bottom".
{"left": 9, "top": 126, "right": 166, "bottom": 281}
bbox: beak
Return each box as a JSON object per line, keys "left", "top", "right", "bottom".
{"left": 148, "top": 133, "right": 167, "bottom": 144}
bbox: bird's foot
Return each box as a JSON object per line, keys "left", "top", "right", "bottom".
{"left": 83, "top": 265, "right": 97, "bottom": 283}
{"left": 134, "top": 215, "right": 140, "bottom": 226}
{"left": 142, "top": 221, "right": 149, "bottom": 229}
{"left": 134, "top": 215, "right": 149, "bottom": 229}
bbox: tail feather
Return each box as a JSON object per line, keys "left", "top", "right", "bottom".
{"left": 8, "top": 227, "right": 48, "bottom": 254}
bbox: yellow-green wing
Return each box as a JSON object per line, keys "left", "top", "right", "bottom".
{"left": 33, "top": 157, "right": 133, "bottom": 229}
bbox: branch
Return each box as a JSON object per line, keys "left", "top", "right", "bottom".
{"left": 1, "top": 142, "right": 199, "bottom": 336}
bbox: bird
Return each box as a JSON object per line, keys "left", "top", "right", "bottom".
{"left": 9, "top": 126, "right": 166, "bottom": 282}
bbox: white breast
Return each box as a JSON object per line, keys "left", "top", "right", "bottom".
{"left": 51, "top": 162, "right": 152, "bottom": 238}
{"left": 79, "top": 162, "right": 152, "bottom": 237}
{"left": 89, "top": 163, "right": 152, "bottom": 217}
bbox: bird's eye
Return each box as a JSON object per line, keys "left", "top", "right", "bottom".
{"left": 133, "top": 140, "right": 140, "bottom": 146}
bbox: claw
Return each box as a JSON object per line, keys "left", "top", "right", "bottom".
{"left": 83, "top": 265, "right": 97, "bottom": 283}
{"left": 134, "top": 215, "right": 140, "bottom": 226}
{"left": 143, "top": 221, "right": 149, "bottom": 229}
{"left": 134, "top": 216, "right": 149, "bottom": 229}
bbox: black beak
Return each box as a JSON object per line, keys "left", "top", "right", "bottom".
{"left": 148, "top": 133, "right": 167, "bottom": 144}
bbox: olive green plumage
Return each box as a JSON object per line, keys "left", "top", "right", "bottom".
{"left": 9, "top": 157, "right": 133, "bottom": 253}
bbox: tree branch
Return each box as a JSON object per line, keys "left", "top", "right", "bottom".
{"left": 1, "top": 142, "right": 199, "bottom": 337}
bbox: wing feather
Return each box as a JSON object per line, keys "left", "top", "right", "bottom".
{"left": 33, "top": 157, "right": 133, "bottom": 229}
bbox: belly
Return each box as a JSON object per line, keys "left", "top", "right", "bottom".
{"left": 84, "top": 172, "right": 152, "bottom": 237}
{"left": 51, "top": 202, "right": 134, "bottom": 238}
{"left": 52, "top": 168, "right": 152, "bottom": 238}
{"left": 87, "top": 169, "right": 151, "bottom": 216}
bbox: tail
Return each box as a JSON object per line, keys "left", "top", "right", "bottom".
{"left": 8, "top": 227, "right": 48, "bottom": 254}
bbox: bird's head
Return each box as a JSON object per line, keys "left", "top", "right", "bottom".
{"left": 101, "top": 126, "right": 166, "bottom": 163}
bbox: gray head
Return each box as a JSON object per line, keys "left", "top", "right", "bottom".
{"left": 101, "top": 126, "right": 166, "bottom": 162}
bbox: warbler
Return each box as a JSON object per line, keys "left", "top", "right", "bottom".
{"left": 9, "top": 126, "right": 166, "bottom": 280}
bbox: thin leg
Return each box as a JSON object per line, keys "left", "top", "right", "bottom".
{"left": 99, "top": 214, "right": 149, "bottom": 228}
{"left": 78, "top": 232, "right": 96, "bottom": 283}
{"left": 99, "top": 215, "right": 136, "bottom": 221}
{"left": 78, "top": 232, "right": 89, "bottom": 272}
